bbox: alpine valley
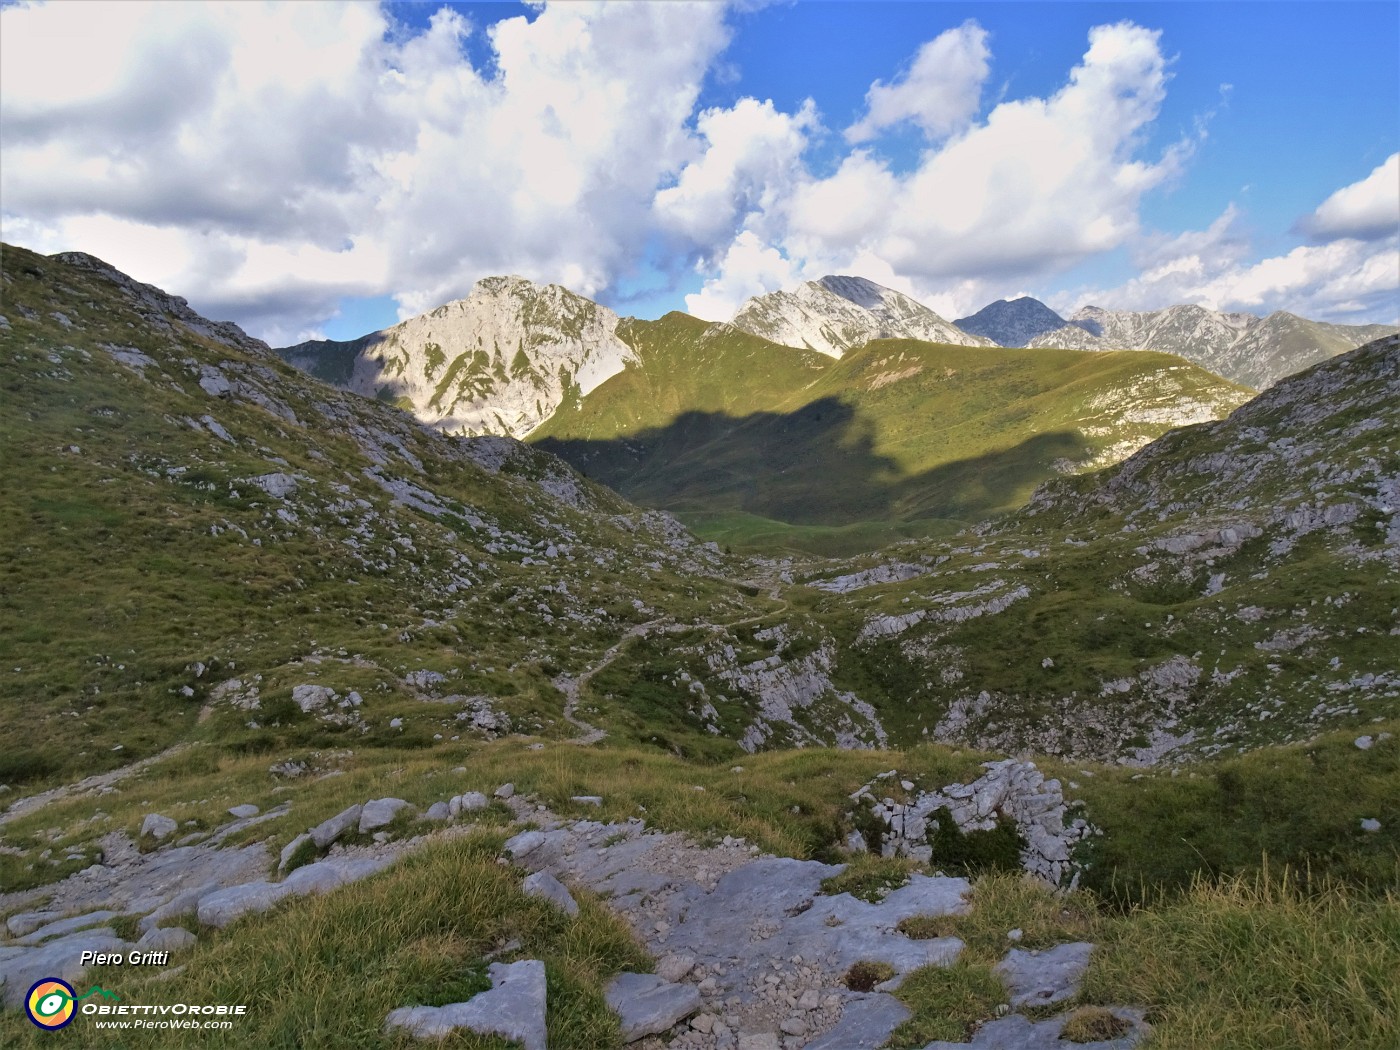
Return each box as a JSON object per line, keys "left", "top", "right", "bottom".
{"left": 2, "top": 244, "right": 1397, "bottom": 1050}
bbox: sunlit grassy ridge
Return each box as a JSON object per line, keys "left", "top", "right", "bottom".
{"left": 533, "top": 315, "right": 1252, "bottom": 550}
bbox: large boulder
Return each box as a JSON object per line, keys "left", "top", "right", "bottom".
{"left": 995, "top": 942, "right": 1095, "bottom": 1008}
{"left": 141, "top": 813, "right": 178, "bottom": 841}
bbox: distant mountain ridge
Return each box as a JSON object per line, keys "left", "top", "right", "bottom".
{"left": 728, "top": 275, "right": 994, "bottom": 357}
{"left": 274, "top": 273, "right": 1396, "bottom": 451}
{"left": 955, "top": 296, "right": 1396, "bottom": 389}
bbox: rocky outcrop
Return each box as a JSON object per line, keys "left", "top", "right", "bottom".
{"left": 851, "top": 761, "right": 1098, "bottom": 887}
{"left": 606, "top": 971, "right": 702, "bottom": 1042}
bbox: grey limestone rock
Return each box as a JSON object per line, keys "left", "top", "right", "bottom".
{"left": 247, "top": 472, "right": 297, "bottom": 498}
{"left": 6, "top": 910, "right": 63, "bottom": 938}
{"left": 656, "top": 952, "right": 695, "bottom": 982}
{"left": 359, "top": 797, "right": 413, "bottom": 832}
{"left": 384, "top": 959, "right": 547, "bottom": 1049}
{"left": 196, "top": 880, "right": 293, "bottom": 928}
{"left": 16, "top": 910, "right": 118, "bottom": 945}
{"left": 137, "top": 926, "right": 197, "bottom": 953}
{"left": 141, "top": 813, "right": 178, "bottom": 841}
{"left": 606, "top": 971, "right": 702, "bottom": 1042}
{"left": 310, "top": 803, "right": 363, "bottom": 848}
{"left": 228, "top": 804, "right": 260, "bottom": 819}
{"left": 198, "top": 856, "right": 394, "bottom": 927}
{"left": 279, "top": 832, "right": 313, "bottom": 872}
{"left": 282, "top": 855, "right": 394, "bottom": 895}
{"left": 522, "top": 870, "right": 579, "bottom": 917}
{"left": 995, "top": 941, "right": 1095, "bottom": 1008}
{"left": 199, "top": 370, "right": 232, "bottom": 398}
{"left": 0, "top": 929, "right": 131, "bottom": 1007}
{"left": 450, "top": 791, "right": 490, "bottom": 816}
{"left": 292, "top": 684, "right": 336, "bottom": 712}
{"left": 804, "top": 994, "right": 910, "bottom": 1050}
{"left": 425, "top": 801, "right": 451, "bottom": 821}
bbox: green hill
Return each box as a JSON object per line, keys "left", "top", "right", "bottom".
{"left": 533, "top": 316, "right": 1253, "bottom": 552}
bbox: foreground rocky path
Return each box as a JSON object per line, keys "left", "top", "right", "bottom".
{"left": 497, "top": 806, "right": 1145, "bottom": 1050}
{"left": 2, "top": 778, "right": 1148, "bottom": 1048}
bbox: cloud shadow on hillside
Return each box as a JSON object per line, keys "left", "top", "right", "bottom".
{"left": 533, "top": 396, "right": 1084, "bottom": 529}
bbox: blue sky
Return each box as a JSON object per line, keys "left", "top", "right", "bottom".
{"left": 2, "top": 1, "right": 1396, "bottom": 343}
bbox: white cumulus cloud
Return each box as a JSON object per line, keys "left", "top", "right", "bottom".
{"left": 1295, "top": 153, "right": 1400, "bottom": 243}
{"left": 1061, "top": 202, "right": 1399, "bottom": 324}
{"left": 685, "top": 21, "right": 1187, "bottom": 321}
{"left": 845, "top": 21, "right": 991, "bottom": 143}
{"left": 0, "top": 0, "right": 732, "bottom": 342}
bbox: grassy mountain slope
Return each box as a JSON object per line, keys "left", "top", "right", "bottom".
{"left": 1, "top": 250, "right": 1395, "bottom": 1050}
{"left": 534, "top": 323, "right": 1253, "bottom": 551}
{"left": 758, "top": 335, "right": 1400, "bottom": 764}
{"left": 0, "top": 245, "right": 752, "bottom": 795}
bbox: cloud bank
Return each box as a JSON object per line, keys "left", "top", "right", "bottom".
{"left": 2, "top": 2, "right": 1394, "bottom": 341}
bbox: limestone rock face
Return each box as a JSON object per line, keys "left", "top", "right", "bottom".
{"left": 995, "top": 941, "right": 1095, "bottom": 1008}
{"left": 731, "top": 276, "right": 994, "bottom": 358}
{"left": 141, "top": 813, "right": 178, "bottom": 841}
{"left": 278, "top": 276, "right": 636, "bottom": 439}
{"left": 358, "top": 797, "right": 413, "bottom": 833}
{"left": 310, "top": 804, "right": 363, "bottom": 848}
{"left": 851, "top": 760, "right": 1098, "bottom": 887}
{"left": 522, "top": 870, "right": 579, "bottom": 917}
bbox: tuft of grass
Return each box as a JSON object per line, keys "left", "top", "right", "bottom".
{"left": 110, "top": 914, "right": 142, "bottom": 941}
{"left": 820, "top": 854, "right": 918, "bottom": 903}
{"left": 281, "top": 834, "right": 321, "bottom": 875}
{"left": 896, "top": 913, "right": 958, "bottom": 940}
{"left": 1080, "top": 867, "right": 1400, "bottom": 1050}
{"left": 920, "top": 871, "right": 1102, "bottom": 964}
{"left": 1061, "top": 1006, "right": 1132, "bottom": 1043}
{"left": 926, "top": 808, "right": 1026, "bottom": 878}
{"left": 843, "top": 959, "right": 896, "bottom": 992}
{"left": 886, "top": 960, "right": 1008, "bottom": 1046}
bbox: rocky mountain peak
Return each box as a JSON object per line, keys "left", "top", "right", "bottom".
{"left": 730, "top": 276, "right": 993, "bottom": 358}
{"left": 278, "top": 275, "right": 635, "bottom": 439}
{"left": 953, "top": 296, "right": 1070, "bottom": 347}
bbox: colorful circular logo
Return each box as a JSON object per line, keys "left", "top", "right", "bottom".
{"left": 26, "top": 978, "right": 77, "bottom": 1030}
